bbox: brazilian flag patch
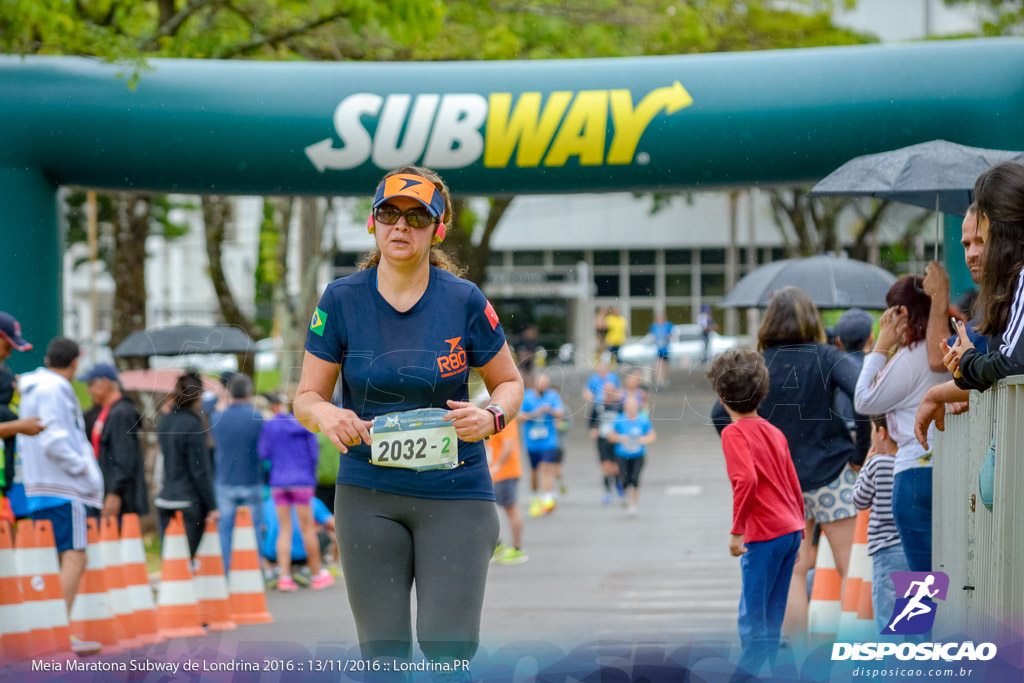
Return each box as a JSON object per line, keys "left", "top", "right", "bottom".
{"left": 310, "top": 307, "right": 327, "bottom": 336}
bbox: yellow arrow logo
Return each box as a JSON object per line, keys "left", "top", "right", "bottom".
{"left": 607, "top": 81, "right": 693, "bottom": 165}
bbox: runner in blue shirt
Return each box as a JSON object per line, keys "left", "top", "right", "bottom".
{"left": 520, "top": 372, "right": 565, "bottom": 516}
{"left": 608, "top": 396, "right": 657, "bottom": 515}
{"left": 293, "top": 165, "right": 524, "bottom": 675}
{"left": 650, "top": 312, "right": 674, "bottom": 389}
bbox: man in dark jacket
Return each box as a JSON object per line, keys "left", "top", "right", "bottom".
{"left": 83, "top": 364, "right": 150, "bottom": 519}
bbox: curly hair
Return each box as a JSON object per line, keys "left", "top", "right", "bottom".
{"left": 358, "top": 165, "right": 467, "bottom": 278}
{"left": 707, "top": 349, "right": 770, "bottom": 415}
{"left": 974, "top": 162, "right": 1024, "bottom": 337}
{"left": 756, "top": 286, "right": 826, "bottom": 351}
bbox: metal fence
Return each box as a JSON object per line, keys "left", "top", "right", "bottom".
{"left": 933, "top": 376, "right": 1024, "bottom": 640}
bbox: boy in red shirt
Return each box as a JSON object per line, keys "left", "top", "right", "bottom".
{"left": 708, "top": 349, "right": 805, "bottom": 678}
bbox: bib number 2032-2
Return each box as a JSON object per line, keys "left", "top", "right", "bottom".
{"left": 370, "top": 408, "right": 459, "bottom": 472}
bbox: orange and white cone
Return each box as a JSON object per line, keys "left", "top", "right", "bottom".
{"left": 0, "top": 520, "right": 30, "bottom": 665}
{"left": 99, "top": 516, "right": 138, "bottom": 648}
{"left": 69, "top": 518, "right": 122, "bottom": 654}
{"left": 807, "top": 535, "right": 842, "bottom": 637}
{"left": 156, "top": 512, "right": 206, "bottom": 639}
{"left": 32, "top": 520, "right": 71, "bottom": 655}
{"left": 194, "top": 518, "right": 235, "bottom": 631}
{"left": 838, "top": 510, "right": 870, "bottom": 639}
{"left": 856, "top": 556, "right": 876, "bottom": 640}
{"left": 119, "top": 513, "right": 163, "bottom": 645}
{"left": 227, "top": 506, "right": 273, "bottom": 625}
{"left": 14, "top": 519, "right": 59, "bottom": 656}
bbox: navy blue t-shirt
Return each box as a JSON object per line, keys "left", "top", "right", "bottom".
{"left": 304, "top": 266, "right": 507, "bottom": 501}
{"left": 210, "top": 404, "right": 265, "bottom": 486}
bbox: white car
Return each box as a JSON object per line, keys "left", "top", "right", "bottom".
{"left": 617, "top": 323, "right": 739, "bottom": 367}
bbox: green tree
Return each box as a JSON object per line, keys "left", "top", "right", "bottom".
{"left": 945, "top": 0, "right": 1024, "bottom": 35}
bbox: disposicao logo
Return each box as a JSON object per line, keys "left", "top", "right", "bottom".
{"left": 305, "top": 84, "right": 693, "bottom": 172}
{"left": 831, "top": 570, "right": 997, "bottom": 663}
{"left": 885, "top": 571, "right": 948, "bottom": 635}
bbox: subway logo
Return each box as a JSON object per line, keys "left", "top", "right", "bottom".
{"left": 305, "top": 82, "right": 693, "bottom": 173}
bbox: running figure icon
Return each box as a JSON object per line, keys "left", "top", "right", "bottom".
{"left": 887, "top": 574, "right": 939, "bottom": 632}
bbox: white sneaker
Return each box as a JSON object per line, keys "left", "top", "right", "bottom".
{"left": 70, "top": 635, "right": 102, "bottom": 656}
{"left": 626, "top": 505, "right": 638, "bottom": 516}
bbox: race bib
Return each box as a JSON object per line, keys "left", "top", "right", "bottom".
{"left": 370, "top": 408, "right": 459, "bottom": 472}
{"left": 528, "top": 424, "right": 550, "bottom": 441}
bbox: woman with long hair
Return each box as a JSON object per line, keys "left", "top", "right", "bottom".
{"left": 712, "top": 286, "right": 861, "bottom": 633}
{"left": 293, "top": 165, "right": 523, "bottom": 677}
{"left": 854, "top": 276, "right": 948, "bottom": 572}
{"left": 153, "top": 371, "right": 218, "bottom": 557}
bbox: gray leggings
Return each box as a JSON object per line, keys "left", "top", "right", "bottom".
{"left": 334, "top": 485, "right": 499, "bottom": 662}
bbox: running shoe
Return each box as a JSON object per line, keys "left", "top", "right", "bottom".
{"left": 327, "top": 562, "right": 343, "bottom": 578}
{"left": 69, "top": 635, "right": 102, "bottom": 656}
{"left": 293, "top": 566, "right": 313, "bottom": 588}
{"left": 278, "top": 575, "right": 299, "bottom": 592}
{"left": 498, "top": 548, "right": 529, "bottom": 565}
{"left": 491, "top": 542, "right": 510, "bottom": 562}
{"left": 311, "top": 569, "right": 335, "bottom": 590}
{"left": 626, "top": 505, "right": 638, "bottom": 517}
{"left": 558, "top": 480, "right": 567, "bottom": 495}
{"left": 528, "top": 498, "right": 543, "bottom": 517}
{"left": 542, "top": 498, "right": 557, "bottom": 515}
{"left": 601, "top": 493, "right": 613, "bottom": 506}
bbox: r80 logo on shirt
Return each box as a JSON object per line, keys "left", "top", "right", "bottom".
{"left": 437, "top": 337, "right": 467, "bottom": 378}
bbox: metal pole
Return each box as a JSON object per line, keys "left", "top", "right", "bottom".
{"left": 935, "top": 192, "right": 941, "bottom": 262}
{"left": 87, "top": 190, "right": 99, "bottom": 364}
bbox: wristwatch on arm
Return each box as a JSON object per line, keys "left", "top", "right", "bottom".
{"left": 485, "top": 404, "right": 506, "bottom": 434}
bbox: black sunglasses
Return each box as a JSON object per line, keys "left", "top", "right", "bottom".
{"left": 373, "top": 204, "right": 437, "bottom": 230}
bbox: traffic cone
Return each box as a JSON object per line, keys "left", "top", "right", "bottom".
{"left": 33, "top": 520, "right": 71, "bottom": 655}
{"left": 807, "top": 535, "right": 842, "bottom": 637}
{"left": 99, "top": 516, "right": 137, "bottom": 648}
{"left": 119, "top": 513, "right": 163, "bottom": 645}
{"left": 155, "top": 512, "right": 206, "bottom": 639}
{"left": 194, "top": 518, "right": 236, "bottom": 631}
{"left": 837, "top": 510, "right": 870, "bottom": 639}
{"left": 69, "top": 518, "right": 123, "bottom": 654}
{"left": 0, "top": 520, "right": 30, "bottom": 665}
{"left": 856, "top": 556, "right": 876, "bottom": 639}
{"left": 14, "top": 519, "right": 57, "bottom": 656}
{"left": 227, "top": 506, "right": 273, "bottom": 625}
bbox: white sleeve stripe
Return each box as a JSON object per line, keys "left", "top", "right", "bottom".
{"left": 999, "top": 274, "right": 1024, "bottom": 357}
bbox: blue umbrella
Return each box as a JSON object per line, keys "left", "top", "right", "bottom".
{"left": 810, "top": 140, "right": 1024, "bottom": 258}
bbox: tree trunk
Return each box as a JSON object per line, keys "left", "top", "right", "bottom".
{"left": 445, "top": 196, "right": 513, "bottom": 287}
{"left": 203, "top": 195, "right": 257, "bottom": 375}
{"left": 111, "top": 193, "right": 151, "bottom": 369}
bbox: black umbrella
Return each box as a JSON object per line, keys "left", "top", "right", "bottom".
{"left": 720, "top": 255, "right": 897, "bottom": 310}
{"left": 114, "top": 324, "right": 255, "bottom": 358}
{"left": 810, "top": 140, "right": 1024, "bottom": 259}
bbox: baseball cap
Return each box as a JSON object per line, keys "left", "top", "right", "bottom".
{"left": 81, "top": 363, "right": 119, "bottom": 383}
{"left": 0, "top": 312, "right": 31, "bottom": 352}
{"left": 373, "top": 174, "right": 446, "bottom": 219}
{"left": 835, "top": 308, "right": 874, "bottom": 349}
